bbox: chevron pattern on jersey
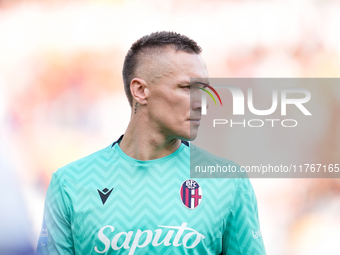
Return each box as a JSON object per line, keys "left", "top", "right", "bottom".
{"left": 36, "top": 140, "right": 266, "bottom": 255}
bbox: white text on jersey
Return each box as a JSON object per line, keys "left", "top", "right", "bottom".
{"left": 94, "top": 222, "right": 205, "bottom": 255}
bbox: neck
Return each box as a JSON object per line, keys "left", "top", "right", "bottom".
{"left": 119, "top": 112, "right": 182, "bottom": 161}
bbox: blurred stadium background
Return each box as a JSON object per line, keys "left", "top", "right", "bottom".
{"left": 0, "top": 0, "right": 340, "bottom": 254}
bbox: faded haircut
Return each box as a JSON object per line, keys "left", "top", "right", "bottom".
{"left": 122, "top": 31, "right": 202, "bottom": 107}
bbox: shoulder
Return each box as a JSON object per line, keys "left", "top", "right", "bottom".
{"left": 53, "top": 144, "right": 114, "bottom": 183}
{"left": 189, "top": 144, "right": 254, "bottom": 201}
{"left": 190, "top": 143, "right": 248, "bottom": 179}
{"left": 190, "top": 143, "right": 235, "bottom": 164}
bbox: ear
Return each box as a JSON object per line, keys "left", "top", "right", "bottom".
{"left": 130, "top": 78, "right": 148, "bottom": 105}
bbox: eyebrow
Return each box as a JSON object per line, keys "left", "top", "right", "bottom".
{"left": 178, "top": 80, "right": 210, "bottom": 88}
{"left": 178, "top": 81, "right": 191, "bottom": 86}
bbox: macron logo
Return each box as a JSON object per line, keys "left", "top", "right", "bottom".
{"left": 97, "top": 188, "right": 114, "bottom": 205}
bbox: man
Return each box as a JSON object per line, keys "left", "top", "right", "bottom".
{"left": 36, "top": 31, "right": 266, "bottom": 254}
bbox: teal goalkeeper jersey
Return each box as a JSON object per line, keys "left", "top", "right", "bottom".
{"left": 36, "top": 135, "right": 266, "bottom": 255}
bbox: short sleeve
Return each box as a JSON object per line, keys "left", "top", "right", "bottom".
{"left": 36, "top": 172, "right": 75, "bottom": 255}
{"left": 222, "top": 178, "right": 266, "bottom": 255}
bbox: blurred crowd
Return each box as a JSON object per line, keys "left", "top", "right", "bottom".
{"left": 0, "top": 0, "right": 340, "bottom": 254}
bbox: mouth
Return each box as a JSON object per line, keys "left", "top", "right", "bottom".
{"left": 189, "top": 119, "right": 201, "bottom": 125}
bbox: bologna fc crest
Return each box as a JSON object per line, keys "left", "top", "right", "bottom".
{"left": 180, "top": 179, "right": 202, "bottom": 209}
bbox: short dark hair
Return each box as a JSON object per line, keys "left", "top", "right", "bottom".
{"left": 122, "top": 31, "right": 202, "bottom": 107}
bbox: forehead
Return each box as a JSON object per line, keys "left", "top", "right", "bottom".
{"left": 162, "top": 49, "right": 207, "bottom": 78}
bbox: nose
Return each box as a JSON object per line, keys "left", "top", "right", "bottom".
{"left": 191, "top": 88, "right": 209, "bottom": 112}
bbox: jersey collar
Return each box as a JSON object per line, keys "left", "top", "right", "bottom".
{"left": 111, "top": 135, "right": 189, "bottom": 148}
